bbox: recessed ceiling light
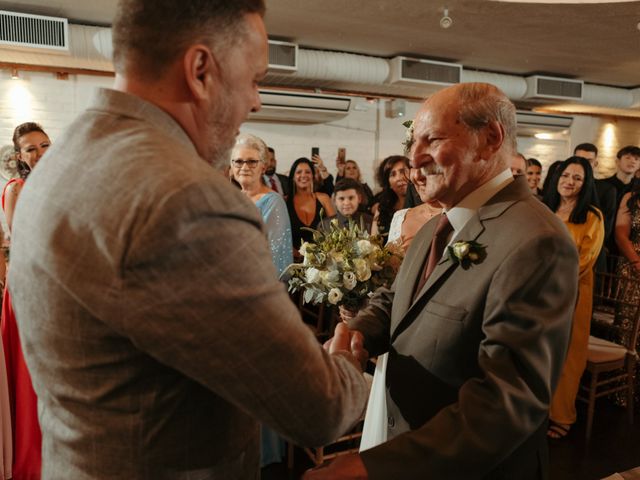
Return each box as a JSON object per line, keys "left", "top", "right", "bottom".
{"left": 535, "top": 133, "right": 554, "bottom": 140}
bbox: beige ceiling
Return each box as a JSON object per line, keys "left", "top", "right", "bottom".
{"left": 1, "top": 0, "right": 639, "bottom": 88}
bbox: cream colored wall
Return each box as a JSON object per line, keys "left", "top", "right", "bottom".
{"left": 2, "top": 70, "right": 638, "bottom": 192}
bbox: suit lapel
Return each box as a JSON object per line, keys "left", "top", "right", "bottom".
{"left": 390, "top": 177, "right": 531, "bottom": 342}
{"left": 391, "top": 217, "right": 438, "bottom": 319}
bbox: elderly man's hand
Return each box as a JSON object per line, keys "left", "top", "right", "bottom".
{"left": 303, "top": 453, "right": 368, "bottom": 479}
{"left": 324, "top": 322, "right": 369, "bottom": 371}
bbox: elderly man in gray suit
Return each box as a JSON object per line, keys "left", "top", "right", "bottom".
{"left": 8, "top": 1, "right": 368, "bottom": 479}
{"left": 307, "top": 83, "right": 579, "bottom": 480}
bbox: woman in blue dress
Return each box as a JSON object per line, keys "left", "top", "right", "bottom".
{"left": 230, "top": 133, "right": 293, "bottom": 465}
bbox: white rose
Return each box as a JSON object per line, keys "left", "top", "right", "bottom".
{"left": 453, "top": 242, "right": 470, "bottom": 259}
{"left": 343, "top": 271, "right": 357, "bottom": 290}
{"left": 357, "top": 240, "right": 374, "bottom": 256}
{"left": 305, "top": 267, "right": 321, "bottom": 284}
{"left": 353, "top": 258, "right": 371, "bottom": 282}
{"left": 327, "top": 288, "right": 344, "bottom": 305}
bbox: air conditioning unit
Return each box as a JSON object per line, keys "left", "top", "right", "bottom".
{"left": 268, "top": 40, "right": 297, "bottom": 73}
{"left": 524, "top": 75, "right": 583, "bottom": 101}
{"left": 516, "top": 110, "right": 573, "bottom": 131}
{"left": 249, "top": 89, "right": 351, "bottom": 124}
{"left": 0, "top": 10, "right": 69, "bottom": 53}
{"left": 388, "top": 56, "right": 461, "bottom": 89}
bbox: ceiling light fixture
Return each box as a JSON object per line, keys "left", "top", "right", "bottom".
{"left": 440, "top": 7, "right": 453, "bottom": 29}
{"left": 10, "top": 68, "right": 19, "bottom": 80}
{"left": 534, "top": 133, "right": 554, "bottom": 140}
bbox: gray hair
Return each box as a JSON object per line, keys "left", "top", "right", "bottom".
{"left": 232, "top": 133, "right": 268, "bottom": 164}
{"left": 112, "top": 0, "right": 265, "bottom": 78}
{"left": 457, "top": 83, "right": 517, "bottom": 154}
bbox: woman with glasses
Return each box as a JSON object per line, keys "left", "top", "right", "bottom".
{"left": 230, "top": 133, "right": 292, "bottom": 467}
{"left": 230, "top": 134, "right": 292, "bottom": 278}
{"left": 543, "top": 156, "right": 604, "bottom": 439}
{"left": 286, "top": 157, "right": 335, "bottom": 257}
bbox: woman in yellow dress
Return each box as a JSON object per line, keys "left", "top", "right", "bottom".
{"left": 543, "top": 156, "right": 605, "bottom": 438}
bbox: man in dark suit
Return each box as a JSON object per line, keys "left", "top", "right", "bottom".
{"left": 573, "top": 143, "right": 617, "bottom": 271}
{"left": 264, "top": 146, "right": 290, "bottom": 197}
{"left": 573, "top": 143, "right": 617, "bottom": 242}
{"left": 601, "top": 145, "right": 640, "bottom": 254}
{"left": 306, "top": 83, "right": 578, "bottom": 479}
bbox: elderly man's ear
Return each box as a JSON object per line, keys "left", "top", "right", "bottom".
{"left": 477, "top": 120, "right": 505, "bottom": 161}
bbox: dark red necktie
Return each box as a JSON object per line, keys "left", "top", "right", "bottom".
{"left": 269, "top": 176, "right": 278, "bottom": 192}
{"left": 413, "top": 214, "right": 453, "bottom": 300}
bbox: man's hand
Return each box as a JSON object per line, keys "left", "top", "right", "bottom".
{"left": 303, "top": 453, "right": 368, "bottom": 479}
{"left": 325, "top": 322, "right": 369, "bottom": 371}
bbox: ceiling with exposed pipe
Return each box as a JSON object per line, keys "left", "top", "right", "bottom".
{"left": 1, "top": 0, "right": 639, "bottom": 116}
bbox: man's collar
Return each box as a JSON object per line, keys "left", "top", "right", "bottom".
{"left": 91, "top": 88, "right": 198, "bottom": 156}
{"left": 445, "top": 169, "right": 514, "bottom": 233}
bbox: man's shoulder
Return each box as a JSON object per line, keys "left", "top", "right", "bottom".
{"left": 30, "top": 107, "right": 259, "bottom": 236}
{"left": 485, "top": 194, "right": 573, "bottom": 252}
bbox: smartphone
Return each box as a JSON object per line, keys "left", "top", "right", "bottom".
{"left": 337, "top": 147, "right": 346, "bottom": 163}
{"left": 311, "top": 147, "right": 320, "bottom": 159}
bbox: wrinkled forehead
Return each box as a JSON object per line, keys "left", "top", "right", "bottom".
{"left": 415, "top": 92, "right": 461, "bottom": 133}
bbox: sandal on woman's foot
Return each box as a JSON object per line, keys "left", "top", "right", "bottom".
{"left": 547, "top": 422, "right": 570, "bottom": 439}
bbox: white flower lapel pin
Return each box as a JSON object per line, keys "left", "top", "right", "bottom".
{"left": 447, "top": 240, "right": 487, "bottom": 270}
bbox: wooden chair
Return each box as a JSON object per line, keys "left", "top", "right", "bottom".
{"left": 578, "top": 270, "right": 640, "bottom": 440}
{"left": 287, "top": 418, "right": 364, "bottom": 470}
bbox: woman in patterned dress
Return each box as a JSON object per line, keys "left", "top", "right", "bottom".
{"left": 614, "top": 183, "right": 640, "bottom": 402}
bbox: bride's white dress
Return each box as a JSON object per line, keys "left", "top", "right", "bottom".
{"left": 359, "top": 208, "right": 408, "bottom": 451}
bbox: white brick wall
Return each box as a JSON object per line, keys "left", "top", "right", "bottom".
{"left": 0, "top": 69, "right": 114, "bottom": 147}
{"left": 3, "top": 68, "right": 630, "bottom": 192}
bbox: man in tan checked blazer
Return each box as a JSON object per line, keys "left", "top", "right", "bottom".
{"left": 307, "top": 83, "right": 579, "bottom": 479}
{"left": 8, "top": 1, "right": 368, "bottom": 479}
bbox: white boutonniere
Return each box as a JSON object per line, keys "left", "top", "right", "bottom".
{"left": 402, "top": 120, "right": 414, "bottom": 155}
{"left": 447, "top": 240, "right": 487, "bottom": 270}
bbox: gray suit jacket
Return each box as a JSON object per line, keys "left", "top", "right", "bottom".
{"left": 9, "top": 89, "right": 367, "bottom": 479}
{"left": 351, "top": 177, "right": 578, "bottom": 480}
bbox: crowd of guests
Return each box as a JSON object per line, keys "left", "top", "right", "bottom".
{"left": 226, "top": 138, "right": 640, "bottom": 446}
{"left": 0, "top": 113, "right": 640, "bottom": 475}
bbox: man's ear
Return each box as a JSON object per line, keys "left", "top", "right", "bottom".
{"left": 183, "top": 44, "right": 218, "bottom": 101}
{"left": 478, "top": 120, "right": 505, "bottom": 160}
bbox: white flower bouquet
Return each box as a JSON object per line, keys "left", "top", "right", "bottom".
{"left": 283, "top": 218, "right": 402, "bottom": 310}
